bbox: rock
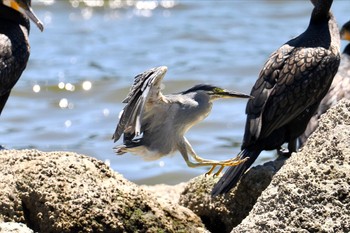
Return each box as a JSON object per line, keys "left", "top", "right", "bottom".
{"left": 140, "top": 183, "right": 187, "bottom": 206}
{"left": 179, "top": 158, "right": 286, "bottom": 233}
{"left": 0, "top": 222, "right": 33, "bottom": 233}
{"left": 232, "top": 99, "right": 350, "bottom": 232}
{"left": 180, "top": 99, "right": 350, "bottom": 233}
{"left": 0, "top": 150, "right": 206, "bottom": 233}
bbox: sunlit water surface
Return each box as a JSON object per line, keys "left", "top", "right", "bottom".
{"left": 1, "top": 0, "right": 348, "bottom": 184}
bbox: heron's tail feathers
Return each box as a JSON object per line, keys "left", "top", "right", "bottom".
{"left": 211, "top": 149, "right": 260, "bottom": 196}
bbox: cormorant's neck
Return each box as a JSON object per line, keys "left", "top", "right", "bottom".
{"left": 310, "top": 0, "right": 332, "bottom": 24}
{"left": 300, "top": 10, "right": 339, "bottom": 52}
{"left": 343, "top": 44, "right": 350, "bottom": 56}
{"left": 0, "top": 4, "right": 30, "bottom": 32}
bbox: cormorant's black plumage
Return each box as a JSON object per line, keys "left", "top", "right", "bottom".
{"left": 0, "top": 0, "right": 43, "bottom": 117}
{"left": 0, "top": 3, "right": 31, "bottom": 114}
{"left": 342, "top": 20, "right": 350, "bottom": 54}
{"left": 212, "top": 0, "right": 340, "bottom": 196}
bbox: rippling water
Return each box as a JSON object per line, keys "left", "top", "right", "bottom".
{"left": 1, "top": 0, "right": 348, "bottom": 184}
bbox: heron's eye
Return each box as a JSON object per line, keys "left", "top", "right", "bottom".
{"left": 213, "top": 87, "right": 224, "bottom": 94}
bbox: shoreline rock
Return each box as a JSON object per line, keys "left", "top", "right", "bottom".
{"left": 231, "top": 99, "right": 350, "bottom": 232}
{"left": 180, "top": 99, "right": 350, "bottom": 233}
{"left": 0, "top": 150, "right": 206, "bottom": 233}
{"left": 0, "top": 222, "right": 33, "bottom": 233}
{"left": 179, "top": 158, "right": 286, "bottom": 233}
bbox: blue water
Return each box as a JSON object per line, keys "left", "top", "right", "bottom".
{"left": 1, "top": 0, "right": 348, "bottom": 184}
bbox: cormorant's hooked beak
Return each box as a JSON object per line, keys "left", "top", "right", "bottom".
{"left": 210, "top": 87, "right": 253, "bottom": 100}
{"left": 3, "top": 0, "right": 44, "bottom": 31}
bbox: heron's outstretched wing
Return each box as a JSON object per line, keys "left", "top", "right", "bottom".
{"left": 113, "top": 66, "right": 168, "bottom": 142}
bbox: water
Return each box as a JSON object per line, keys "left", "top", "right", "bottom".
{"left": 1, "top": 0, "right": 348, "bottom": 185}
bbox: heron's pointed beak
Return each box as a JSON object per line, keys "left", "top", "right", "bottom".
{"left": 4, "top": 0, "right": 44, "bottom": 31}
{"left": 217, "top": 90, "right": 253, "bottom": 99}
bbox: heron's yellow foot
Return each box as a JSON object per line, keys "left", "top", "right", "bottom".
{"left": 205, "top": 165, "right": 217, "bottom": 176}
{"left": 205, "top": 157, "right": 249, "bottom": 176}
{"left": 213, "top": 166, "right": 225, "bottom": 177}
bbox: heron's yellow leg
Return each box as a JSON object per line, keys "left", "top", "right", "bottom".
{"left": 179, "top": 137, "right": 248, "bottom": 175}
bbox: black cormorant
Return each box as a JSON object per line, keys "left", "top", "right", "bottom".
{"left": 342, "top": 20, "right": 350, "bottom": 54}
{"left": 212, "top": 0, "right": 340, "bottom": 196}
{"left": 0, "top": 0, "right": 43, "bottom": 115}
{"left": 300, "top": 20, "right": 350, "bottom": 146}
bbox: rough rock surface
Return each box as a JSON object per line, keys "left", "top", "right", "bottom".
{"left": 0, "top": 150, "right": 206, "bottom": 233}
{"left": 0, "top": 222, "right": 33, "bottom": 233}
{"left": 179, "top": 159, "right": 286, "bottom": 233}
{"left": 232, "top": 99, "right": 350, "bottom": 232}
{"left": 180, "top": 99, "right": 350, "bottom": 233}
{"left": 141, "top": 183, "right": 187, "bottom": 206}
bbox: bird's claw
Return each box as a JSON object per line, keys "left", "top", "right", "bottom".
{"left": 205, "top": 165, "right": 217, "bottom": 176}
{"left": 213, "top": 166, "right": 225, "bottom": 177}
{"left": 205, "top": 157, "right": 249, "bottom": 176}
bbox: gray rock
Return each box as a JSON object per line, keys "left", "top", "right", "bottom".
{"left": 0, "top": 222, "right": 33, "bottom": 233}
{"left": 179, "top": 157, "right": 286, "bottom": 233}
{"left": 0, "top": 150, "right": 206, "bottom": 233}
{"left": 232, "top": 99, "right": 350, "bottom": 232}
{"left": 140, "top": 183, "right": 187, "bottom": 206}
{"left": 180, "top": 99, "right": 350, "bottom": 233}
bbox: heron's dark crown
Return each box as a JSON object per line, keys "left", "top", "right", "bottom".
{"left": 181, "top": 84, "right": 221, "bottom": 95}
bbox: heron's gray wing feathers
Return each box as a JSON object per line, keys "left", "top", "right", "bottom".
{"left": 113, "top": 68, "right": 164, "bottom": 142}
{"left": 122, "top": 71, "right": 149, "bottom": 103}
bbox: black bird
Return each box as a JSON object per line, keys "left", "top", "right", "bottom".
{"left": 0, "top": 0, "right": 43, "bottom": 115}
{"left": 212, "top": 0, "right": 340, "bottom": 196}
{"left": 300, "top": 20, "right": 350, "bottom": 146}
{"left": 342, "top": 20, "right": 350, "bottom": 54}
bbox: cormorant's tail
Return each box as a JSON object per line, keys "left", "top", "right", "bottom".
{"left": 0, "top": 93, "right": 10, "bottom": 116}
{"left": 211, "top": 149, "right": 261, "bottom": 196}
